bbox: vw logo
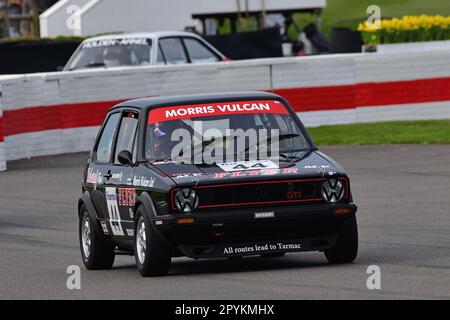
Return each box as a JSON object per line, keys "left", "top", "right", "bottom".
{"left": 175, "top": 188, "right": 199, "bottom": 212}
{"left": 321, "top": 179, "right": 344, "bottom": 203}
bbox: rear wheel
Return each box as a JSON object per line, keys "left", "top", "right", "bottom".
{"left": 324, "top": 215, "right": 358, "bottom": 264}
{"left": 134, "top": 206, "right": 171, "bottom": 277}
{"left": 79, "top": 205, "right": 115, "bottom": 270}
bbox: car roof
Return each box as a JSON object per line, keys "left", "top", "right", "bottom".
{"left": 111, "top": 92, "right": 285, "bottom": 112}
{"left": 83, "top": 31, "right": 203, "bottom": 42}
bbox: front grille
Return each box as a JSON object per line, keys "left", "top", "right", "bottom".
{"left": 171, "top": 178, "right": 349, "bottom": 211}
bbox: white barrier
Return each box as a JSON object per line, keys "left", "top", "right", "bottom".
{"left": 1, "top": 50, "right": 450, "bottom": 171}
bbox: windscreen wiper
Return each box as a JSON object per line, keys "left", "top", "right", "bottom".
{"left": 191, "top": 135, "right": 237, "bottom": 161}
{"left": 237, "top": 133, "right": 301, "bottom": 158}
{"left": 279, "top": 150, "right": 311, "bottom": 164}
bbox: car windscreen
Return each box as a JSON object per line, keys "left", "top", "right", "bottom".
{"left": 67, "top": 38, "right": 152, "bottom": 70}
{"left": 145, "top": 100, "right": 311, "bottom": 163}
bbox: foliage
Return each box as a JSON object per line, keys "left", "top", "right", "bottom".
{"left": 358, "top": 15, "right": 450, "bottom": 46}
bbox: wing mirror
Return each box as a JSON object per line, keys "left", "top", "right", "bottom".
{"left": 118, "top": 150, "right": 133, "bottom": 166}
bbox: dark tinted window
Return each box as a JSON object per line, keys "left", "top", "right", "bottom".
{"left": 183, "top": 38, "right": 219, "bottom": 63}
{"left": 159, "top": 38, "right": 188, "bottom": 65}
{"left": 114, "top": 112, "right": 139, "bottom": 164}
{"left": 95, "top": 113, "right": 120, "bottom": 163}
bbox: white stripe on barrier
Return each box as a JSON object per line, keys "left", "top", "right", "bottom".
{"left": 0, "top": 142, "right": 6, "bottom": 172}
{"left": 5, "top": 126, "right": 100, "bottom": 161}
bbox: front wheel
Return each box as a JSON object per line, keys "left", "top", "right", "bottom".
{"left": 134, "top": 206, "right": 171, "bottom": 277}
{"left": 324, "top": 215, "right": 358, "bottom": 264}
{"left": 79, "top": 205, "right": 115, "bottom": 270}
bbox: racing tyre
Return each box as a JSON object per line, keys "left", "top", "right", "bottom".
{"left": 324, "top": 215, "right": 358, "bottom": 264}
{"left": 134, "top": 206, "right": 171, "bottom": 277}
{"left": 79, "top": 205, "right": 115, "bottom": 270}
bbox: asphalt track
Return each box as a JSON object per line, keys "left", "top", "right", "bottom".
{"left": 0, "top": 145, "right": 449, "bottom": 299}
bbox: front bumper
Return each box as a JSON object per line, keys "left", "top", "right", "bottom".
{"left": 152, "top": 203, "right": 357, "bottom": 259}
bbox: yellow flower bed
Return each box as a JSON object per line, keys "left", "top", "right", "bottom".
{"left": 358, "top": 15, "right": 450, "bottom": 46}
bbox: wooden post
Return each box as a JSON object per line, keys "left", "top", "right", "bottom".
{"left": 260, "top": 0, "right": 267, "bottom": 29}
{"left": 236, "top": 0, "right": 242, "bottom": 32}
{"left": 2, "top": 0, "right": 10, "bottom": 38}
{"left": 30, "top": 9, "right": 39, "bottom": 37}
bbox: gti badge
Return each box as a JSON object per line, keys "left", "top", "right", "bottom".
{"left": 321, "top": 179, "right": 344, "bottom": 203}
{"left": 175, "top": 188, "right": 199, "bottom": 212}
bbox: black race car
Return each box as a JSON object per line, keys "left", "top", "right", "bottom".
{"left": 78, "top": 92, "right": 358, "bottom": 277}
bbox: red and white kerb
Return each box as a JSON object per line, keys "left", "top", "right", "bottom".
{"left": 148, "top": 100, "right": 289, "bottom": 124}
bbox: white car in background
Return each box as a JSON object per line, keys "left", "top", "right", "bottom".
{"left": 64, "top": 31, "right": 228, "bottom": 71}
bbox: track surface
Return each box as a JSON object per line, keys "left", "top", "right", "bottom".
{"left": 1, "top": 145, "right": 449, "bottom": 299}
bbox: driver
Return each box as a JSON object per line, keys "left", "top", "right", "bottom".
{"left": 152, "top": 121, "right": 181, "bottom": 159}
{"left": 102, "top": 46, "right": 131, "bottom": 67}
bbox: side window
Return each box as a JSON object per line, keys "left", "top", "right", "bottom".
{"left": 94, "top": 113, "right": 120, "bottom": 163}
{"left": 183, "top": 38, "right": 219, "bottom": 63}
{"left": 159, "top": 38, "right": 188, "bottom": 65}
{"left": 156, "top": 44, "right": 166, "bottom": 65}
{"left": 114, "top": 112, "right": 139, "bottom": 164}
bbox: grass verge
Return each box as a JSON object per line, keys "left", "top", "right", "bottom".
{"left": 307, "top": 120, "right": 450, "bottom": 145}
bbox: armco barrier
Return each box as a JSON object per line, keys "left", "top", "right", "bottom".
{"left": 1, "top": 50, "right": 450, "bottom": 171}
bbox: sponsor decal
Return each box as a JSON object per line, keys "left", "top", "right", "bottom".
{"left": 118, "top": 188, "right": 136, "bottom": 207}
{"left": 82, "top": 38, "right": 149, "bottom": 48}
{"left": 254, "top": 211, "right": 275, "bottom": 219}
{"left": 152, "top": 160, "right": 180, "bottom": 165}
{"left": 133, "top": 176, "right": 155, "bottom": 188}
{"left": 106, "top": 192, "right": 116, "bottom": 201}
{"left": 126, "top": 177, "right": 133, "bottom": 186}
{"left": 148, "top": 100, "right": 289, "bottom": 124}
{"left": 304, "top": 165, "right": 330, "bottom": 169}
{"left": 286, "top": 191, "right": 302, "bottom": 199}
{"left": 170, "top": 173, "right": 204, "bottom": 179}
{"left": 213, "top": 167, "right": 298, "bottom": 178}
{"left": 304, "top": 165, "right": 332, "bottom": 177}
{"left": 111, "top": 172, "right": 123, "bottom": 181}
{"left": 216, "top": 160, "right": 278, "bottom": 172}
{"left": 125, "top": 229, "right": 135, "bottom": 237}
{"left": 105, "top": 187, "right": 124, "bottom": 236}
{"left": 86, "top": 167, "right": 101, "bottom": 184}
{"left": 223, "top": 241, "right": 302, "bottom": 255}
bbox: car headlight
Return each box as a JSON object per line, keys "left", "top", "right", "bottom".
{"left": 321, "top": 179, "right": 344, "bottom": 203}
{"left": 174, "top": 188, "right": 199, "bottom": 213}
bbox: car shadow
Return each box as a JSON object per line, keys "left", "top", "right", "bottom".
{"left": 169, "top": 256, "right": 330, "bottom": 276}
{"left": 112, "top": 253, "right": 350, "bottom": 276}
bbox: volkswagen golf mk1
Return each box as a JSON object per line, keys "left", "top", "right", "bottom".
{"left": 78, "top": 92, "right": 358, "bottom": 277}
